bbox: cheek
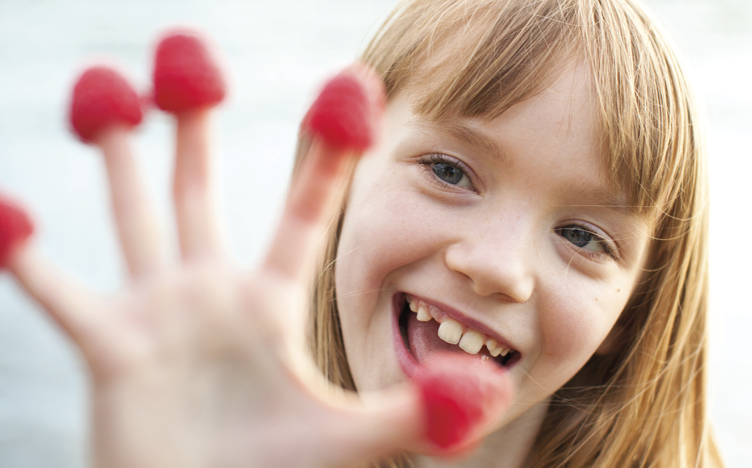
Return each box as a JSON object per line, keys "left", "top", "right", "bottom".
{"left": 334, "top": 178, "right": 422, "bottom": 350}
{"left": 336, "top": 176, "right": 447, "bottom": 303}
{"left": 535, "top": 279, "right": 628, "bottom": 379}
{"left": 336, "top": 192, "right": 416, "bottom": 303}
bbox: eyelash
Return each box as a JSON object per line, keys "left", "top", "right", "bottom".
{"left": 555, "top": 224, "right": 618, "bottom": 261}
{"left": 416, "top": 153, "right": 476, "bottom": 191}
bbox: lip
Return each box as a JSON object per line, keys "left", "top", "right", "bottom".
{"left": 392, "top": 292, "right": 519, "bottom": 378}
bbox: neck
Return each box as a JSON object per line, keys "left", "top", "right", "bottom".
{"left": 411, "top": 399, "right": 549, "bottom": 468}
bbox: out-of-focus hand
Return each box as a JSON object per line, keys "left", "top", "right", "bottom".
{"left": 0, "top": 29, "right": 512, "bottom": 468}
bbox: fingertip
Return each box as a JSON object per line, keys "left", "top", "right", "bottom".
{"left": 0, "top": 194, "right": 35, "bottom": 270}
{"left": 68, "top": 65, "right": 144, "bottom": 144}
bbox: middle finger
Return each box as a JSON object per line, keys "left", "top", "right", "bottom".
{"left": 172, "top": 109, "right": 225, "bottom": 261}
{"left": 152, "top": 30, "right": 228, "bottom": 262}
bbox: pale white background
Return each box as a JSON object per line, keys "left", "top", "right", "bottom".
{"left": 0, "top": 0, "right": 749, "bottom": 466}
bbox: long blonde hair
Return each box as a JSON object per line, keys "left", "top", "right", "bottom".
{"left": 298, "top": 0, "right": 723, "bottom": 466}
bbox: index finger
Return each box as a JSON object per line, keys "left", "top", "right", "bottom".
{"left": 262, "top": 64, "right": 384, "bottom": 282}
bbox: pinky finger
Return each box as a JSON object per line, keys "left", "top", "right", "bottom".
{"left": 9, "top": 246, "right": 107, "bottom": 360}
{"left": 1, "top": 196, "right": 107, "bottom": 360}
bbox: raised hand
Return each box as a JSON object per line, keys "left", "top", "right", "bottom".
{"left": 0, "top": 29, "right": 512, "bottom": 468}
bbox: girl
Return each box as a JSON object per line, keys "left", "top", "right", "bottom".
{"left": 0, "top": 0, "right": 723, "bottom": 467}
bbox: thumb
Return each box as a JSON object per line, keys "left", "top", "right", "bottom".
{"left": 332, "top": 352, "right": 513, "bottom": 464}
{"left": 320, "top": 382, "right": 423, "bottom": 466}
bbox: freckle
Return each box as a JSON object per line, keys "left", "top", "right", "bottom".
{"left": 617, "top": 289, "right": 621, "bottom": 293}
{"left": 595, "top": 298, "right": 598, "bottom": 301}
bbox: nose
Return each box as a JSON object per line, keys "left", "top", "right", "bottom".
{"left": 444, "top": 219, "right": 535, "bottom": 303}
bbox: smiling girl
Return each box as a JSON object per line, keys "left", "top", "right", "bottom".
{"left": 0, "top": 0, "right": 722, "bottom": 467}
{"left": 310, "top": 0, "right": 721, "bottom": 465}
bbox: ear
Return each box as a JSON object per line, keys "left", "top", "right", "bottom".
{"left": 596, "top": 322, "right": 623, "bottom": 355}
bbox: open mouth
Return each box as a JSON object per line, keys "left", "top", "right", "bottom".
{"left": 396, "top": 293, "right": 519, "bottom": 369}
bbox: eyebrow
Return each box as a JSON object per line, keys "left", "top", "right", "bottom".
{"left": 412, "top": 120, "right": 507, "bottom": 163}
{"left": 556, "top": 183, "right": 632, "bottom": 215}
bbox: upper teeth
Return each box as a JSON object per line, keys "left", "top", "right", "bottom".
{"left": 407, "top": 295, "right": 511, "bottom": 358}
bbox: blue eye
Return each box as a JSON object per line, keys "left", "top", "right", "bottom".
{"left": 557, "top": 225, "right": 612, "bottom": 256}
{"left": 432, "top": 162, "right": 464, "bottom": 185}
{"left": 418, "top": 154, "right": 475, "bottom": 190}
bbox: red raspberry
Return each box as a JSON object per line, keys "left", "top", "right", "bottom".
{"left": 0, "top": 195, "right": 34, "bottom": 269}
{"left": 412, "top": 353, "right": 513, "bottom": 451}
{"left": 69, "top": 66, "right": 143, "bottom": 143}
{"left": 303, "top": 64, "right": 385, "bottom": 152}
{"left": 153, "top": 30, "right": 227, "bottom": 113}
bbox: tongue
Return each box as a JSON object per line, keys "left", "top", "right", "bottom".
{"left": 407, "top": 312, "right": 469, "bottom": 362}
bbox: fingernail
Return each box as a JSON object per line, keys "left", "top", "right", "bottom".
{"left": 153, "top": 29, "right": 227, "bottom": 113}
{"left": 0, "top": 195, "right": 34, "bottom": 269}
{"left": 69, "top": 65, "right": 144, "bottom": 144}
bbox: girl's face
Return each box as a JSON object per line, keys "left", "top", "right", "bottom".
{"left": 335, "top": 62, "right": 650, "bottom": 435}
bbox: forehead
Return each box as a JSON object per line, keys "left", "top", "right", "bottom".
{"left": 484, "top": 60, "right": 600, "bottom": 159}
{"left": 408, "top": 60, "right": 604, "bottom": 173}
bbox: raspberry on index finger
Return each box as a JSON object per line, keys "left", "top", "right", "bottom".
{"left": 302, "top": 64, "right": 385, "bottom": 153}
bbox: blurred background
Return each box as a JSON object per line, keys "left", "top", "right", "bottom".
{"left": 0, "top": 0, "right": 750, "bottom": 466}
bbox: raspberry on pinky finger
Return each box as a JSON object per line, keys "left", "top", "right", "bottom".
{"left": 0, "top": 194, "right": 34, "bottom": 269}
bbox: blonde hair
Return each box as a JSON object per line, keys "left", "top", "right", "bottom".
{"left": 298, "top": 0, "right": 723, "bottom": 466}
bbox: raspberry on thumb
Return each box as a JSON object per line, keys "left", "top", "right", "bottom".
{"left": 412, "top": 352, "right": 513, "bottom": 453}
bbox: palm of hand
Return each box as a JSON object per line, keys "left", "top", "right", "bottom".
{"left": 86, "top": 262, "right": 356, "bottom": 468}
